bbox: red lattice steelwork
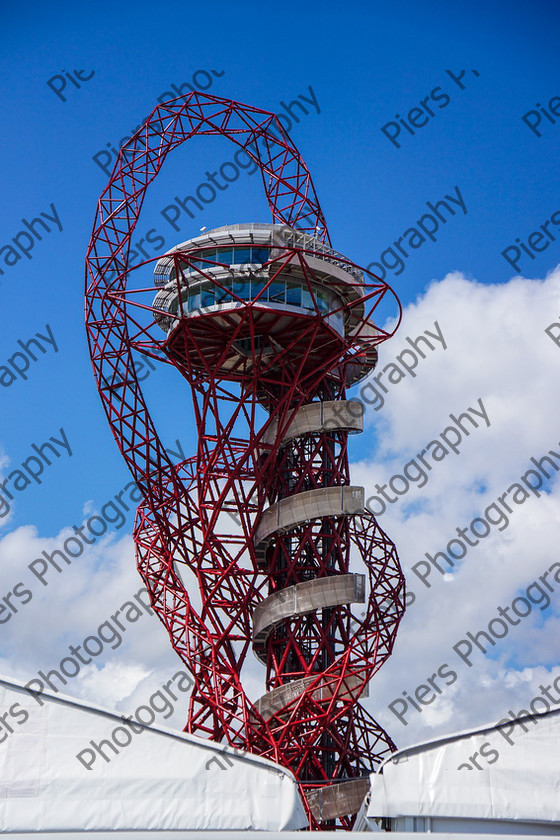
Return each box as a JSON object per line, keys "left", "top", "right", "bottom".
{"left": 85, "top": 93, "right": 406, "bottom": 829}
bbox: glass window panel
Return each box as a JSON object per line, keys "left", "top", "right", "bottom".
{"left": 215, "top": 249, "right": 233, "bottom": 264}
{"left": 233, "top": 248, "right": 251, "bottom": 264}
{"left": 317, "top": 290, "right": 329, "bottom": 312}
{"left": 176, "top": 292, "right": 186, "bottom": 314}
{"left": 200, "top": 285, "right": 215, "bottom": 307}
{"left": 301, "top": 288, "right": 314, "bottom": 311}
{"left": 251, "top": 248, "right": 269, "bottom": 264}
{"left": 268, "top": 281, "right": 286, "bottom": 304}
{"left": 251, "top": 278, "right": 267, "bottom": 301}
{"left": 286, "top": 281, "right": 301, "bottom": 306}
{"left": 204, "top": 249, "right": 217, "bottom": 264}
{"left": 188, "top": 291, "right": 200, "bottom": 312}
{"left": 216, "top": 279, "right": 232, "bottom": 303}
{"left": 232, "top": 279, "right": 251, "bottom": 300}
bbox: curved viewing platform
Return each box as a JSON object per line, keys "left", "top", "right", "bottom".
{"left": 252, "top": 573, "right": 366, "bottom": 662}
{"left": 251, "top": 670, "right": 369, "bottom": 724}
{"left": 152, "top": 223, "right": 373, "bottom": 342}
{"left": 254, "top": 486, "right": 365, "bottom": 564}
{"left": 261, "top": 399, "right": 364, "bottom": 449}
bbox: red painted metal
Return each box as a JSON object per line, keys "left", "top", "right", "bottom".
{"left": 85, "top": 92, "right": 405, "bottom": 829}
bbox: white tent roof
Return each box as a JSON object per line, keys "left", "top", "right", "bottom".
{"left": 0, "top": 675, "right": 306, "bottom": 832}
{"left": 367, "top": 706, "right": 560, "bottom": 826}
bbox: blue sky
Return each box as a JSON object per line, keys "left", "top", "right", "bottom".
{"left": 0, "top": 0, "right": 559, "bottom": 748}
{"left": 0, "top": 0, "right": 558, "bottom": 531}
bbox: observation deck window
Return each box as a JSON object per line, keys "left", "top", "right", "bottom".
{"left": 187, "top": 246, "right": 270, "bottom": 271}
{"left": 286, "top": 281, "right": 301, "bottom": 306}
{"left": 171, "top": 276, "right": 344, "bottom": 330}
{"left": 301, "top": 288, "right": 314, "bottom": 310}
{"left": 268, "top": 281, "right": 286, "bottom": 304}
{"left": 200, "top": 287, "right": 215, "bottom": 308}
{"left": 188, "top": 290, "right": 201, "bottom": 311}
{"left": 215, "top": 279, "right": 233, "bottom": 304}
{"left": 232, "top": 278, "right": 252, "bottom": 300}
{"left": 316, "top": 290, "right": 329, "bottom": 313}
{"left": 251, "top": 278, "right": 268, "bottom": 301}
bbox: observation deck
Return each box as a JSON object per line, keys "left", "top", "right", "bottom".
{"left": 152, "top": 223, "right": 379, "bottom": 383}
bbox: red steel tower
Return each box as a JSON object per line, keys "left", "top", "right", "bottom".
{"left": 86, "top": 93, "right": 405, "bottom": 829}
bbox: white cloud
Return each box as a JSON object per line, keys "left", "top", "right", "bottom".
{"left": 352, "top": 266, "right": 560, "bottom": 746}
{"left": 0, "top": 523, "right": 187, "bottom": 729}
